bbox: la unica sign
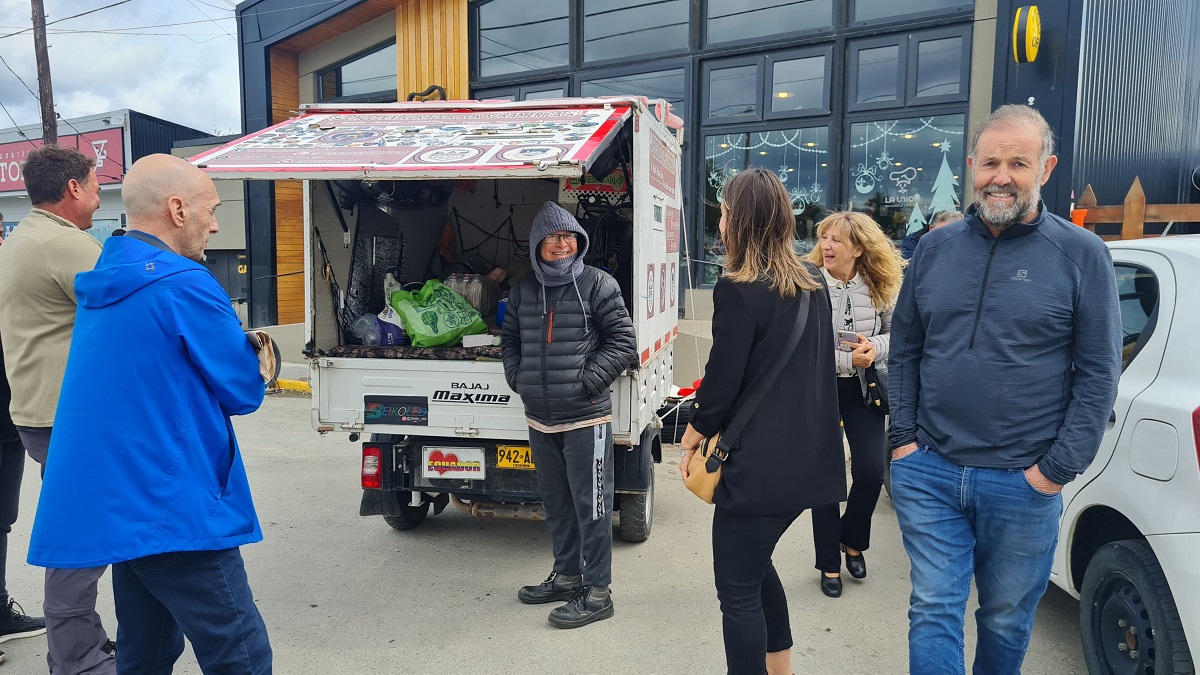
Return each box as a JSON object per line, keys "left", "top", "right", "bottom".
{"left": 1013, "top": 5, "right": 1042, "bottom": 64}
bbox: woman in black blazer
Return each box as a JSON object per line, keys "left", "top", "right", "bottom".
{"left": 680, "top": 168, "right": 845, "bottom": 674}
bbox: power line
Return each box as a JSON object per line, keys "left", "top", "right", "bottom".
{"left": 0, "top": 53, "right": 38, "bottom": 100}
{"left": 184, "top": 0, "right": 236, "bottom": 40}
{"left": 0, "top": 0, "right": 133, "bottom": 40}
{"left": 0, "top": 99, "right": 39, "bottom": 148}
{"left": 191, "top": 0, "right": 234, "bottom": 11}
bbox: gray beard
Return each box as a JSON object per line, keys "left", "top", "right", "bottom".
{"left": 975, "top": 183, "right": 1041, "bottom": 233}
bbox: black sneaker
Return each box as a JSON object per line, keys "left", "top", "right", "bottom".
{"left": 547, "top": 586, "right": 614, "bottom": 629}
{"left": 518, "top": 572, "right": 583, "bottom": 605}
{"left": 0, "top": 599, "right": 46, "bottom": 643}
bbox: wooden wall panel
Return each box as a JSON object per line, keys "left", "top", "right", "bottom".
{"left": 269, "top": 48, "right": 305, "bottom": 325}
{"left": 265, "top": 0, "right": 469, "bottom": 325}
{"left": 397, "top": 0, "right": 468, "bottom": 99}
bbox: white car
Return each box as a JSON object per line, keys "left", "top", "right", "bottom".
{"left": 1051, "top": 234, "right": 1200, "bottom": 672}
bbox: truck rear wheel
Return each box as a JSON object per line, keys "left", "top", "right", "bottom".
{"left": 617, "top": 471, "right": 653, "bottom": 543}
{"left": 383, "top": 492, "right": 429, "bottom": 531}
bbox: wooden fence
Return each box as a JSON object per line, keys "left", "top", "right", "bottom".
{"left": 1072, "top": 177, "right": 1200, "bottom": 240}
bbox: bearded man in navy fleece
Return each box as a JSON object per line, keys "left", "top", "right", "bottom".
{"left": 887, "top": 105, "right": 1121, "bottom": 674}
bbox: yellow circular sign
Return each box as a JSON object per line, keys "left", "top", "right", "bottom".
{"left": 1013, "top": 5, "right": 1042, "bottom": 64}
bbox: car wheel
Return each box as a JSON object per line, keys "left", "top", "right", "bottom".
{"left": 617, "top": 471, "right": 653, "bottom": 543}
{"left": 383, "top": 493, "right": 430, "bottom": 531}
{"left": 1080, "top": 540, "right": 1193, "bottom": 674}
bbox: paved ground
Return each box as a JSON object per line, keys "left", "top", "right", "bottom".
{"left": 2, "top": 393, "right": 1087, "bottom": 673}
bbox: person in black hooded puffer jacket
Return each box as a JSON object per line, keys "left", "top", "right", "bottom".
{"left": 501, "top": 201, "right": 637, "bottom": 630}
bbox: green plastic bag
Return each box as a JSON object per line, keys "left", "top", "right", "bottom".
{"left": 389, "top": 279, "right": 488, "bottom": 347}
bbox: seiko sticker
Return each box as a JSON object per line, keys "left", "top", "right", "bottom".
{"left": 422, "top": 447, "right": 485, "bottom": 480}
{"left": 364, "top": 395, "right": 429, "bottom": 425}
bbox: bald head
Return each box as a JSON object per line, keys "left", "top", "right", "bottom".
{"left": 122, "top": 154, "right": 221, "bottom": 261}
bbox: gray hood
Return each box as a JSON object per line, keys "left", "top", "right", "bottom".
{"left": 529, "top": 201, "right": 589, "bottom": 288}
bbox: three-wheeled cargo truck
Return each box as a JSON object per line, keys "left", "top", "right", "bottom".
{"left": 191, "top": 97, "right": 683, "bottom": 542}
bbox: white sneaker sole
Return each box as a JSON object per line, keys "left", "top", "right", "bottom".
{"left": 0, "top": 626, "right": 47, "bottom": 643}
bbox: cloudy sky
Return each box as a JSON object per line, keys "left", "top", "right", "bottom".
{"left": 0, "top": 0, "right": 243, "bottom": 136}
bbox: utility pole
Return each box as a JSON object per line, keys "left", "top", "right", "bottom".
{"left": 31, "top": 0, "right": 56, "bottom": 145}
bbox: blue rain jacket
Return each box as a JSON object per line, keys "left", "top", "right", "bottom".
{"left": 28, "top": 233, "right": 265, "bottom": 568}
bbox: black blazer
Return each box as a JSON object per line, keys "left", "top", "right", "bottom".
{"left": 691, "top": 274, "right": 845, "bottom": 516}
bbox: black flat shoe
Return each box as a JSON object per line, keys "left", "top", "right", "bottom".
{"left": 843, "top": 545, "right": 867, "bottom": 579}
{"left": 820, "top": 574, "right": 842, "bottom": 598}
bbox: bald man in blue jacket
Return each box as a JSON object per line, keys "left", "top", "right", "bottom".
{"left": 28, "top": 154, "right": 272, "bottom": 674}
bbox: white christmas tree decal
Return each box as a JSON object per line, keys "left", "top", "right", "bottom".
{"left": 907, "top": 197, "right": 927, "bottom": 235}
{"left": 927, "top": 141, "right": 961, "bottom": 216}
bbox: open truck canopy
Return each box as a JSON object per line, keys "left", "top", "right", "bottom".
{"left": 189, "top": 99, "right": 641, "bottom": 181}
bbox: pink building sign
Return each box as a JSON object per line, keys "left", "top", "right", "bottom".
{"left": 0, "top": 127, "right": 125, "bottom": 194}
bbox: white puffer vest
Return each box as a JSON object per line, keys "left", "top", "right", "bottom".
{"left": 820, "top": 267, "right": 893, "bottom": 386}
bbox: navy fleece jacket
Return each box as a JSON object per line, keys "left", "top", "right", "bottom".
{"left": 887, "top": 203, "right": 1121, "bottom": 485}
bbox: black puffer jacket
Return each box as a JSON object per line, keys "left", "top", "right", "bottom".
{"left": 501, "top": 265, "right": 637, "bottom": 426}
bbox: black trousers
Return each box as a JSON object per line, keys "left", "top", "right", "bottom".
{"left": 0, "top": 438, "right": 25, "bottom": 608}
{"left": 712, "top": 507, "right": 801, "bottom": 674}
{"left": 811, "top": 376, "right": 887, "bottom": 573}
{"left": 529, "top": 423, "right": 615, "bottom": 587}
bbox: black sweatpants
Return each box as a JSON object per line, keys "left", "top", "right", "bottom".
{"left": 0, "top": 438, "right": 25, "bottom": 608}
{"left": 811, "top": 376, "right": 887, "bottom": 572}
{"left": 712, "top": 507, "right": 802, "bottom": 674}
{"left": 529, "top": 423, "right": 615, "bottom": 587}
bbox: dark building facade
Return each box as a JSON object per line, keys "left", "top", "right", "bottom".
{"left": 233, "top": 0, "right": 1199, "bottom": 324}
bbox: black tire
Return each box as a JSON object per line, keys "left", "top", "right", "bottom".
{"left": 368, "top": 434, "right": 430, "bottom": 532}
{"left": 618, "top": 470, "right": 653, "bottom": 543}
{"left": 383, "top": 493, "right": 429, "bottom": 531}
{"left": 1080, "top": 539, "right": 1193, "bottom": 674}
{"left": 658, "top": 401, "right": 694, "bottom": 445}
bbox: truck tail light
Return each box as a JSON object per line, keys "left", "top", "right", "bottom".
{"left": 362, "top": 444, "right": 383, "bottom": 489}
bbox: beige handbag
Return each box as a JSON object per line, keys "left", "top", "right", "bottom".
{"left": 685, "top": 433, "right": 727, "bottom": 504}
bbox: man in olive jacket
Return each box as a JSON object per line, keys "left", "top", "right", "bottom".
{"left": 501, "top": 201, "right": 636, "bottom": 629}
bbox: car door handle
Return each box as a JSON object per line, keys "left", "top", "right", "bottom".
{"left": 1109, "top": 410, "right": 1116, "bottom": 424}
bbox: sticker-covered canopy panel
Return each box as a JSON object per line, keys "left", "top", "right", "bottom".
{"left": 190, "top": 106, "right": 630, "bottom": 180}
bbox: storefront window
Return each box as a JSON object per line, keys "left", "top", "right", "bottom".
{"left": 707, "top": 64, "right": 759, "bottom": 119}
{"left": 847, "top": 114, "right": 965, "bottom": 241}
{"left": 770, "top": 55, "right": 826, "bottom": 114}
{"left": 854, "top": 0, "right": 973, "bottom": 23}
{"left": 854, "top": 45, "right": 901, "bottom": 105}
{"left": 580, "top": 68, "right": 687, "bottom": 119}
{"left": 706, "top": 0, "right": 833, "bottom": 45}
{"left": 584, "top": 0, "right": 688, "bottom": 62}
{"left": 477, "top": 0, "right": 569, "bottom": 78}
{"left": 317, "top": 42, "right": 397, "bottom": 101}
{"left": 915, "top": 36, "right": 963, "bottom": 98}
{"left": 703, "top": 127, "right": 830, "bottom": 283}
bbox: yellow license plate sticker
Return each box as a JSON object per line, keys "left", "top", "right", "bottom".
{"left": 497, "top": 445, "right": 535, "bottom": 470}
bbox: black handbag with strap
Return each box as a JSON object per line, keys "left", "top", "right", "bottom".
{"left": 685, "top": 290, "right": 812, "bottom": 503}
{"left": 863, "top": 363, "right": 889, "bottom": 415}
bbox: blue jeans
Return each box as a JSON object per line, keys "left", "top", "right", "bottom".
{"left": 890, "top": 446, "right": 1062, "bottom": 675}
{"left": 112, "top": 548, "right": 271, "bottom": 674}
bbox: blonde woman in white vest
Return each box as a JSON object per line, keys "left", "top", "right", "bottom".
{"left": 806, "top": 211, "right": 904, "bottom": 598}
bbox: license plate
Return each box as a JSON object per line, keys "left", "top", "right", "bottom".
{"left": 497, "top": 445, "right": 535, "bottom": 470}
{"left": 421, "top": 447, "right": 485, "bottom": 480}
